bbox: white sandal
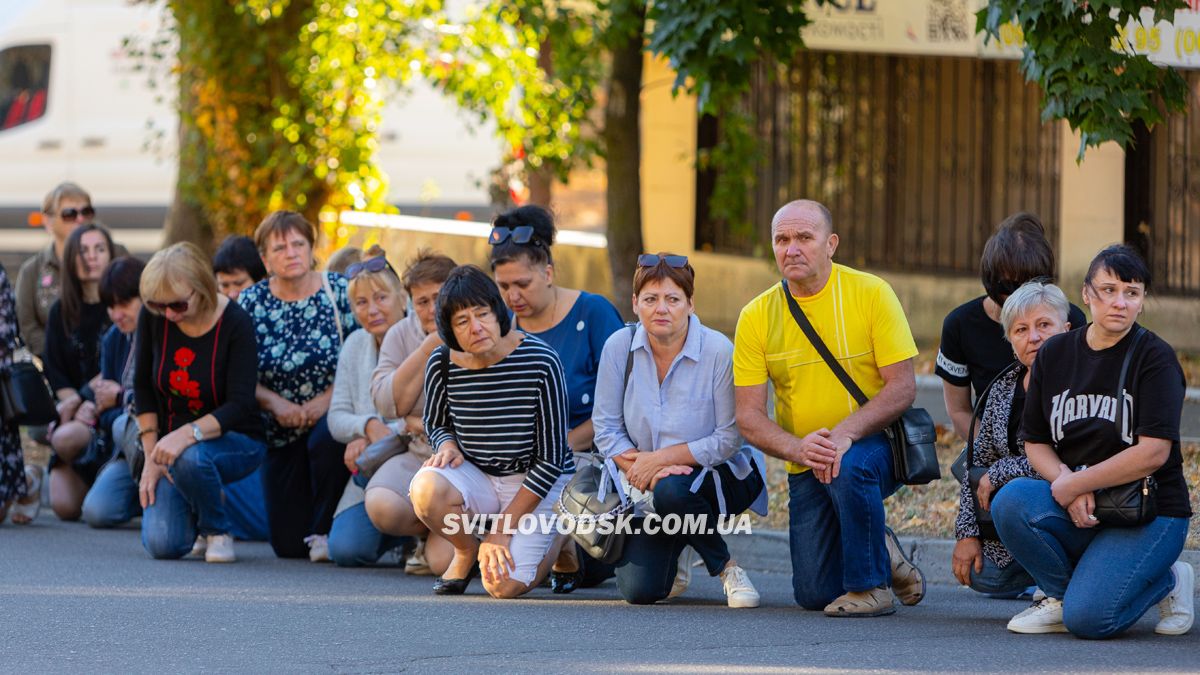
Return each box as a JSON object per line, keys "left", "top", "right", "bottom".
{"left": 10, "top": 465, "right": 42, "bottom": 525}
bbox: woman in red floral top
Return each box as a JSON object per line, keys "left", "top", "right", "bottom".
{"left": 133, "top": 243, "right": 264, "bottom": 563}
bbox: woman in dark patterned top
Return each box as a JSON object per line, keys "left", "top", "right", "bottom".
{"left": 134, "top": 243, "right": 265, "bottom": 563}
{"left": 238, "top": 211, "right": 358, "bottom": 561}
{"left": 952, "top": 280, "right": 1072, "bottom": 596}
{"left": 411, "top": 265, "right": 574, "bottom": 599}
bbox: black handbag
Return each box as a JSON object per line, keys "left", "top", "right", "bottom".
{"left": 1092, "top": 327, "right": 1157, "bottom": 527}
{"left": 781, "top": 281, "right": 941, "bottom": 485}
{"left": 0, "top": 338, "right": 57, "bottom": 426}
{"left": 964, "top": 361, "right": 1021, "bottom": 540}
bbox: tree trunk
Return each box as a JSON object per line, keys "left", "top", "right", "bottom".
{"left": 162, "top": 21, "right": 213, "bottom": 252}
{"left": 603, "top": 3, "right": 645, "bottom": 318}
{"left": 527, "top": 35, "right": 555, "bottom": 209}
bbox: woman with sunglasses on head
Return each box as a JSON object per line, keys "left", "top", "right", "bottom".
{"left": 42, "top": 223, "right": 115, "bottom": 520}
{"left": 238, "top": 211, "right": 358, "bottom": 561}
{"left": 410, "top": 265, "right": 574, "bottom": 598}
{"left": 489, "top": 205, "right": 625, "bottom": 593}
{"left": 992, "top": 245, "right": 1193, "bottom": 638}
{"left": 133, "top": 243, "right": 266, "bottom": 562}
{"left": 593, "top": 254, "right": 766, "bottom": 608}
{"left": 324, "top": 249, "right": 415, "bottom": 567}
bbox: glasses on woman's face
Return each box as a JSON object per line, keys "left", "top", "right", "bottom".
{"left": 147, "top": 291, "right": 195, "bottom": 315}
{"left": 636, "top": 254, "right": 689, "bottom": 268}
{"left": 57, "top": 206, "right": 95, "bottom": 222}
{"left": 346, "top": 256, "right": 396, "bottom": 280}
{"left": 488, "top": 225, "right": 542, "bottom": 247}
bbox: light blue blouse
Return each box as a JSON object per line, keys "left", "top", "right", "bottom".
{"left": 592, "top": 314, "right": 767, "bottom": 516}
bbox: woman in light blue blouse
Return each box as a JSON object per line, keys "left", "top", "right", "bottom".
{"left": 593, "top": 254, "right": 766, "bottom": 608}
{"left": 239, "top": 211, "right": 358, "bottom": 561}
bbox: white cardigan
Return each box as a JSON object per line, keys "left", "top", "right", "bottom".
{"left": 328, "top": 328, "right": 391, "bottom": 443}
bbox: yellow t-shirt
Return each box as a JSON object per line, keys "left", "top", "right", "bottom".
{"left": 733, "top": 264, "right": 918, "bottom": 473}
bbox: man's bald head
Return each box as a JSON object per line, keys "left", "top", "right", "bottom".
{"left": 772, "top": 200, "right": 833, "bottom": 236}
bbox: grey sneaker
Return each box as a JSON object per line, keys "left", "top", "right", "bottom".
{"left": 404, "top": 539, "right": 433, "bottom": 576}
{"left": 1007, "top": 597, "right": 1068, "bottom": 634}
{"left": 189, "top": 535, "right": 207, "bottom": 558}
{"left": 304, "top": 534, "right": 331, "bottom": 563}
{"left": 720, "top": 564, "right": 760, "bottom": 608}
{"left": 884, "top": 527, "right": 925, "bottom": 606}
{"left": 667, "top": 547, "right": 695, "bottom": 599}
{"left": 204, "top": 534, "right": 236, "bottom": 563}
{"left": 1156, "top": 561, "right": 1194, "bottom": 636}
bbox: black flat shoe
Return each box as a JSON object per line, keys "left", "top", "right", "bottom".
{"left": 433, "top": 564, "right": 478, "bottom": 595}
{"left": 550, "top": 570, "right": 580, "bottom": 594}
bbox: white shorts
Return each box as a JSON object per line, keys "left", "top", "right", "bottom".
{"left": 413, "top": 462, "right": 568, "bottom": 586}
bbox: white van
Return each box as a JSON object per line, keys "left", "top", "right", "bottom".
{"left": 0, "top": 0, "right": 500, "bottom": 232}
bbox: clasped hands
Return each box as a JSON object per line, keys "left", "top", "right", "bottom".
{"left": 617, "top": 450, "right": 692, "bottom": 492}
{"left": 1050, "top": 463, "right": 1098, "bottom": 529}
{"left": 795, "top": 429, "right": 853, "bottom": 484}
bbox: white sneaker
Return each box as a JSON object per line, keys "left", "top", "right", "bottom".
{"left": 1156, "top": 561, "right": 1195, "bottom": 636}
{"left": 404, "top": 539, "right": 433, "bottom": 576}
{"left": 667, "top": 547, "right": 694, "bottom": 599}
{"left": 189, "top": 535, "right": 207, "bottom": 558}
{"left": 1031, "top": 588, "right": 1046, "bottom": 602}
{"left": 720, "top": 564, "right": 760, "bottom": 609}
{"left": 204, "top": 534, "right": 236, "bottom": 563}
{"left": 304, "top": 534, "right": 330, "bottom": 563}
{"left": 1007, "top": 597, "right": 1068, "bottom": 634}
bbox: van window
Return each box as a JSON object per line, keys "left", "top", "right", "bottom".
{"left": 0, "top": 44, "right": 51, "bottom": 132}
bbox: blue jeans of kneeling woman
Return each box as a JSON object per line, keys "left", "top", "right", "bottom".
{"left": 142, "top": 432, "right": 267, "bottom": 559}
{"left": 616, "top": 461, "right": 765, "bottom": 605}
{"left": 992, "top": 477, "right": 1187, "bottom": 639}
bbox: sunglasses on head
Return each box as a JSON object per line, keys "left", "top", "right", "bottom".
{"left": 147, "top": 291, "right": 194, "bottom": 315}
{"left": 346, "top": 256, "right": 396, "bottom": 280}
{"left": 58, "top": 206, "right": 95, "bottom": 222}
{"left": 637, "top": 254, "right": 689, "bottom": 268}
{"left": 488, "top": 225, "right": 544, "bottom": 248}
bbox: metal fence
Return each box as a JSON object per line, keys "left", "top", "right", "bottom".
{"left": 696, "top": 51, "right": 1061, "bottom": 276}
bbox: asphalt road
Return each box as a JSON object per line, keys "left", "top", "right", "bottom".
{"left": 1, "top": 518, "right": 1197, "bottom": 674}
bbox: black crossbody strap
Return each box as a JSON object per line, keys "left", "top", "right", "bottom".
{"left": 623, "top": 324, "right": 637, "bottom": 389}
{"left": 966, "top": 360, "right": 1022, "bottom": 470}
{"left": 1115, "top": 326, "right": 1147, "bottom": 440}
{"left": 780, "top": 279, "right": 869, "bottom": 408}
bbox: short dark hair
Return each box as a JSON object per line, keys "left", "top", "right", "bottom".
{"left": 402, "top": 249, "right": 457, "bottom": 294}
{"left": 213, "top": 235, "right": 266, "bottom": 281}
{"left": 435, "top": 265, "right": 512, "bottom": 351}
{"left": 1085, "top": 244, "right": 1153, "bottom": 293}
{"left": 99, "top": 256, "right": 146, "bottom": 307}
{"left": 980, "top": 212, "right": 1056, "bottom": 305}
{"left": 633, "top": 253, "right": 696, "bottom": 299}
{"left": 488, "top": 204, "right": 555, "bottom": 268}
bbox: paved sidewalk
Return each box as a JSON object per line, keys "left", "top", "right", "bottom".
{"left": 2, "top": 518, "right": 1196, "bottom": 673}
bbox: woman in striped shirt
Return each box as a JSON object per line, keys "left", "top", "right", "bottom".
{"left": 411, "top": 265, "right": 574, "bottom": 598}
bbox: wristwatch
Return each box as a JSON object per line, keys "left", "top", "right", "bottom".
{"left": 190, "top": 423, "right": 203, "bottom": 443}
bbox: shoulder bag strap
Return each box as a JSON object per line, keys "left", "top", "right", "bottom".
{"left": 780, "top": 279, "right": 868, "bottom": 407}
{"left": 966, "top": 360, "right": 1022, "bottom": 470}
{"left": 321, "top": 273, "right": 344, "bottom": 346}
{"left": 1115, "top": 326, "right": 1147, "bottom": 442}
{"left": 622, "top": 323, "right": 637, "bottom": 392}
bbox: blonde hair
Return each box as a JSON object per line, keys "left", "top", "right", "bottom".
{"left": 140, "top": 242, "right": 219, "bottom": 318}
{"left": 347, "top": 246, "right": 406, "bottom": 305}
{"left": 42, "top": 182, "right": 91, "bottom": 215}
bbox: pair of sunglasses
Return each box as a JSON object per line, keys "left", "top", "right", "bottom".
{"left": 346, "top": 256, "right": 396, "bottom": 279}
{"left": 147, "top": 291, "right": 195, "bottom": 314}
{"left": 58, "top": 206, "right": 95, "bottom": 222}
{"left": 488, "top": 225, "right": 544, "bottom": 248}
{"left": 637, "top": 254, "right": 689, "bottom": 268}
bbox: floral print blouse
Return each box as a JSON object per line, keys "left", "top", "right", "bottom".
{"left": 238, "top": 272, "right": 358, "bottom": 447}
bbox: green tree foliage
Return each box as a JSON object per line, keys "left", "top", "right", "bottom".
{"left": 979, "top": 0, "right": 1189, "bottom": 157}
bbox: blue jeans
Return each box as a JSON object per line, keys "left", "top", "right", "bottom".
{"left": 81, "top": 459, "right": 141, "bottom": 528}
{"left": 142, "top": 432, "right": 266, "bottom": 559}
{"left": 970, "top": 555, "right": 1035, "bottom": 597}
{"left": 787, "top": 432, "right": 897, "bottom": 609}
{"left": 224, "top": 466, "right": 270, "bottom": 541}
{"left": 992, "top": 477, "right": 1187, "bottom": 639}
{"left": 328, "top": 500, "right": 410, "bottom": 567}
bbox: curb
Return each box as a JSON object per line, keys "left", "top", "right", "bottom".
{"left": 726, "top": 529, "right": 1200, "bottom": 597}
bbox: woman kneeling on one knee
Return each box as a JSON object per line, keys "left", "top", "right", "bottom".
{"left": 410, "top": 265, "right": 574, "bottom": 598}
{"left": 993, "top": 245, "right": 1193, "bottom": 638}
{"left": 593, "top": 254, "right": 766, "bottom": 608}
{"left": 134, "top": 243, "right": 266, "bottom": 562}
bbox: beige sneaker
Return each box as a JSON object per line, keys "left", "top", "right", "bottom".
{"left": 720, "top": 564, "right": 760, "bottom": 608}
{"left": 823, "top": 587, "right": 896, "bottom": 617}
{"left": 404, "top": 539, "right": 433, "bottom": 576}
{"left": 667, "top": 547, "right": 695, "bottom": 599}
{"left": 304, "top": 534, "right": 331, "bottom": 563}
{"left": 189, "top": 535, "right": 207, "bottom": 558}
{"left": 885, "top": 527, "right": 925, "bottom": 606}
{"left": 1007, "top": 597, "right": 1068, "bottom": 634}
{"left": 204, "top": 534, "right": 236, "bottom": 563}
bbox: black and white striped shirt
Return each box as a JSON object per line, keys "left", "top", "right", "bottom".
{"left": 423, "top": 335, "right": 574, "bottom": 499}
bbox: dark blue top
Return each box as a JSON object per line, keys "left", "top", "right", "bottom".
{"left": 516, "top": 291, "right": 624, "bottom": 432}
{"left": 98, "top": 324, "right": 133, "bottom": 436}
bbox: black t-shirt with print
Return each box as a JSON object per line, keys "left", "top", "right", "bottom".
{"left": 1021, "top": 324, "right": 1191, "bottom": 518}
{"left": 936, "top": 296, "right": 1087, "bottom": 400}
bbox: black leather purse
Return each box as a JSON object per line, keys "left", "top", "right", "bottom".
{"left": 1092, "top": 327, "right": 1157, "bottom": 527}
{"left": 964, "top": 362, "right": 1021, "bottom": 540}
{"left": 781, "top": 281, "right": 940, "bottom": 485}
{"left": 0, "top": 338, "right": 57, "bottom": 426}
